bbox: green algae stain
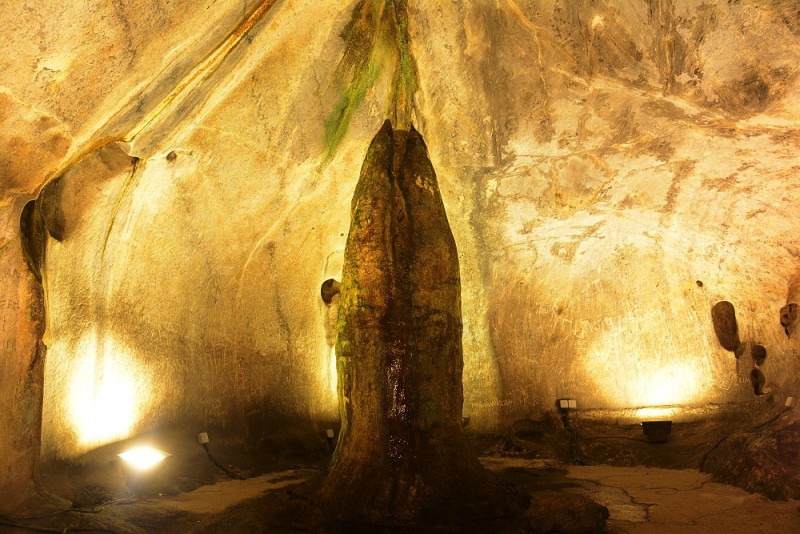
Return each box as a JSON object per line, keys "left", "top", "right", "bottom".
{"left": 387, "top": 0, "right": 417, "bottom": 130}
{"left": 324, "top": 41, "right": 390, "bottom": 164}
{"left": 322, "top": 0, "right": 418, "bottom": 165}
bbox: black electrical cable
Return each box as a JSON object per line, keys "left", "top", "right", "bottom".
{"left": 699, "top": 406, "right": 792, "bottom": 471}
{"left": 569, "top": 427, "right": 587, "bottom": 465}
{"left": 581, "top": 435, "right": 651, "bottom": 443}
{"left": 0, "top": 516, "right": 123, "bottom": 534}
{"left": 201, "top": 443, "right": 244, "bottom": 480}
{"left": 563, "top": 410, "right": 654, "bottom": 463}
{"left": 753, "top": 406, "right": 792, "bottom": 429}
{"left": 0, "top": 498, "right": 137, "bottom": 521}
{"left": 0, "top": 497, "right": 136, "bottom": 534}
{"left": 698, "top": 434, "right": 731, "bottom": 471}
{"left": 559, "top": 410, "right": 586, "bottom": 465}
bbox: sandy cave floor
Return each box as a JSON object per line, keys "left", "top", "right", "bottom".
{"left": 2, "top": 459, "right": 799, "bottom": 533}
{"left": 4, "top": 408, "right": 800, "bottom": 533}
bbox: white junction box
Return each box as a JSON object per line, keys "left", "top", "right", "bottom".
{"left": 558, "top": 399, "right": 577, "bottom": 410}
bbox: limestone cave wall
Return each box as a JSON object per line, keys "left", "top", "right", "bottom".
{"left": 1, "top": 0, "right": 799, "bottom": 469}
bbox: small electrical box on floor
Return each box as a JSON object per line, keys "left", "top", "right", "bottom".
{"left": 197, "top": 432, "right": 210, "bottom": 445}
{"left": 558, "top": 399, "right": 577, "bottom": 410}
{"left": 786, "top": 397, "right": 797, "bottom": 408}
{"left": 642, "top": 421, "right": 672, "bottom": 443}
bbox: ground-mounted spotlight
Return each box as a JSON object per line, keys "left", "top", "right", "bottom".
{"left": 641, "top": 421, "right": 672, "bottom": 443}
{"left": 118, "top": 446, "right": 170, "bottom": 496}
{"left": 118, "top": 446, "right": 170, "bottom": 471}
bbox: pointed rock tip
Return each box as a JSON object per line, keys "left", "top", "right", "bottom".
{"left": 405, "top": 123, "right": 427, "bottom": 150}
{"left": 368, "top": 119, "right": 395, "bottom": 149}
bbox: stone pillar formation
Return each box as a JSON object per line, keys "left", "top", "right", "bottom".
{"left": 308, "top": 120, "right": 527, "bottom": 530}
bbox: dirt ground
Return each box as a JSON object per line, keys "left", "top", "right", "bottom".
{"left": 3, "top": 403, "right": 799, "bottom": 533}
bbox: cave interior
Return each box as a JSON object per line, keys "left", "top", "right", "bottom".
{"left": 1, "top": 1, "right": 800, "bottom": 533}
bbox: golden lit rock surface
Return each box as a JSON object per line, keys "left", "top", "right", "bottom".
{"left": 304, "top": 121, "right": 533, "bottom": 530}
{"left": 2, "top": 0, "right": 800, "bottom": 506}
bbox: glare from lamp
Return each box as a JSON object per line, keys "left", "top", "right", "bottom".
{"left": 642, "top": 364, "right": 699, "bottom": 406}
{"left": 635, "top": 406, "right": 678, "bottom": 420}
{"left": 67, "top": 333, "right": 152, "bottom": 448}
{"left": 118, "top": 446, "right": 169, "bottom": 471}
{"left": 584, "top": 318, "right": 713, "bottom": 408}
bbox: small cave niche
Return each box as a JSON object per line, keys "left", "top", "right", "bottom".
{"left": 749, "top": 367, "right": 766, "bottom": 396}
{"left": 20, "top": 199, "right": 48, "bottom": 281}
{"left": 320, "top": 278, "right": 340, "bottom": 305}
{"left": 38, "top": 177, "right": 66, "bottom": 242}
{"left": 711, "top": 301, "right": 741, "bottom": 353}
{"left": 751, "top": 344, "right": 767, "bottom": 366}
{"left": 779, "top": 303, "right": 797, "bottom": 338}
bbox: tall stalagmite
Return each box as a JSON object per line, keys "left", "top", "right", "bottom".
{"left": 310, "top": 120, "right": 526, "bottom": 530}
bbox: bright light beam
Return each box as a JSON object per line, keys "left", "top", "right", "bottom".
{"left": 118, "top": 446, "right": 169, "bottom": 471}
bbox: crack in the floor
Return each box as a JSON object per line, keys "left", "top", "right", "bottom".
{"left": 584, "top": 482, "right": 652, "bottom": 523}
{"left": 586, "top": 473, "right": 710, "bottom": 493}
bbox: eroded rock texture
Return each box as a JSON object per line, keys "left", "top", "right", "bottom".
{"left": 0, "top": 86, "right": 72, "bottom": 512}
{"left": 0, "top": 203, "right": 48, "bottom": 512}
{"left": 704, "top": 419, "right": 800, "bottom": 500}
{"left": 309, "top": 121, "right": 529, "bottom": 530}
{"left": 1, "top": 0, "right": 800, "bottom": 505}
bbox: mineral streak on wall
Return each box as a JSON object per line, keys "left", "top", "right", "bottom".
{"left": 1, "top": 0, "right": 799, "bottom": 464}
